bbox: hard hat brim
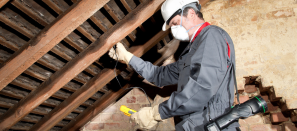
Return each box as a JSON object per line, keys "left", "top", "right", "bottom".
{"left": 162, "top": 22, "right": 170, "bottom": 31}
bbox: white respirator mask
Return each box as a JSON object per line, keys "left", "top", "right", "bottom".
{"left": 171, "top": 9, "right": 203, "bottom": 42}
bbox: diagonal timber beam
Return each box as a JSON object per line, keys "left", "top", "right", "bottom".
{"left": 0, "top": 0, "right": 111, "bottom": 91}
{"left": 30, "top": 30, "right": 170, "bottom": 131}
{"left": 0, "top": 0, "right": 165, "bottom": 130}
{"left": 0, "top": 0, "right": 9, "bottom": 8}
{"left": 61, "top": 40, "right": 177, "bottom": 131}
{"left": 63, "top": 84, "right": 133, "bottom": 131}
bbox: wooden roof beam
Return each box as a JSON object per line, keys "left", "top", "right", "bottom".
{"left": 62, "top": 84, "right": 132, "bottom": 131}
{"left": 10, "top": 0, "right": 102, "bottom": 77}
{"left": 42, "top": 0, "right": 100, "bottom": 43}
{"left": 30, "top": 30, "right": 170, "bottom": 131}
{"left": 61, "top": 38, "right": 176, "bottom": 131}
{"left": 0, "top": 0, "right": 164, "bottom": 130}
{"left": 0, "top": 0, "right": 111, "bottom": 91}
{"left": 0, "top": 0, "right": 9, "bottom": 9}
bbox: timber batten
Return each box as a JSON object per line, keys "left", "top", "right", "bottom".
{"left": 0, "top": 0, "right": 194, "bottom": 130}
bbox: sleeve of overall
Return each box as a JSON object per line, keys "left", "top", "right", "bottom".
{"left": 159, "top": 29, "right": 227, "bottom": 119}
{"left": 129, "top": 56, "right": 180, "bottom": 87}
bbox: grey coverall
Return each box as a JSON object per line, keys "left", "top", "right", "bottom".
{"left": 129, "top": 23, "right": 240, "bottom": 131}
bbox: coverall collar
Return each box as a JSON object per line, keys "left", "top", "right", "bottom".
{"left": 191, "top": 22, "right": 211, "bottom": 43}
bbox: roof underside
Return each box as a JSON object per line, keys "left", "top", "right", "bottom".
{"left": 0, "top": 0, "right": 208, "bottom": 130}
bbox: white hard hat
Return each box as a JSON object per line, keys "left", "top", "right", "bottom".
{"left": 161, "top": 0, "right": 200, "bottom": 31}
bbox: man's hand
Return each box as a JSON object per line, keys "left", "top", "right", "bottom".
{"left": 109, "top": 42, "right": 134, "bottom": 64}
{"left": 131, "top": 104, "right": 163, "bottom": 130}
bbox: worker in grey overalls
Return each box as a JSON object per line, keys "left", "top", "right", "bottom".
{"left": 109, "top": 0, "right": 240, "bottom": 130}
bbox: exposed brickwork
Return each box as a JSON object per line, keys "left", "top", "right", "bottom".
{"left": 235, "top": 95, "right": 249, "bottom": 104}
{"left": 81, "top": 87, "right": 175, "bottom": 131}
{"left": 81, "top": 0, "right": 297, "bottom": 130}
{"left": 282, "top": 122, "right": 297, "bottom": 131}
{"left": 126, "top": 96, "right": 136, "bottom": 103}
{"left": 266, "top": 103, "right": 279, "bottom": 113}
{"left": 203, "top": 0, "right": 297, "bottom": 109}
{"left": 271, "top": 112, "right": 290, "bottom": 124}
{"left": 261, "top": 95, "right": 269, "bottom": 103}
{"left": 245, "top": 85, "right": 257, "bottom": 93}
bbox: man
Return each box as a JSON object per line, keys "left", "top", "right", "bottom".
{"left": 109, "top": 0, "right": 239, "bottom": 130}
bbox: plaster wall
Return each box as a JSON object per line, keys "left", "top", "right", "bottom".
{"left": 202, "top": 0, "right": 297, "bottom": 109}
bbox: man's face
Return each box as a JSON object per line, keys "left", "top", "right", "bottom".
{"left": 168, "top": 9, "right": 198, "bottom": 37}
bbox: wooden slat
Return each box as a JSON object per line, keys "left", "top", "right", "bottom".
{"left": 42, "top": 0, "right": 101, "bottom": 43}
{"left": 0, "top": 8, "right": 40, "bottom": 38}
{"left": 0, "top": 26, "right": 26, "bottom": 51}
{"left": 61, "top": 38, "right": 177, "bottom": 130}
{"left": 11, "top": 0, "right": 56, "bottom": 26}
{"left": 30, "top": 30, "right": 169, "bottom": 130}
{"left": 0, "top": 97, "right": 80, "bottom": 121}
{"left": 8, "top": 0, "right": 102, "bottom": 79}
{"left": 120, "top": 0, "right": 145, "bottom": 32}
{"left": 41, "top": 0, "right": 69, "bottom": 15}
{"left": 0, "top": 85, "right": 84, "bottom": 113}
{"left": 62, "top": 85, "right": 131, "bottom": 131}
{"left": 0, "top": 50, "right": 10, "bottom": 64}
{"left": 0, "top": 0, "right": 9, "bottom": 9}
{"left": 0, "top": 0, "right": 111, "bottom": 93}
{"left": 90, "top": 11, "right": 131, "bottom": 47}
{"left": 104, "top": 0, "right": 137, "bottom": 41}
{"left": 0, "top": 0, "right": 164, "bottom": 130}
{"left": 12, "top": 0, "right": 104, "bottom": 74}
{"left": 0, "top": 26, "right": 101, "bottom": 90}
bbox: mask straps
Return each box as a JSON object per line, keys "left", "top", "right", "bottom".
{"left": 186, "top": 23, "right": 204, "bottom": 33}
{"left": 179, "top": 8, "right": 204, "bottom": 33}
{"left": 180, "top": 8, "right": 184, "bottom": 27}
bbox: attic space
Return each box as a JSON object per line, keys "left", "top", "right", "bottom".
{"left": 0, "top": 0, "right": 296, "bottom": 131}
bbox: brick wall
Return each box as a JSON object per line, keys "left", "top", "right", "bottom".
{"left": 202, "top": 1, "right": 297, "bottom": 130}
{"left": 202, "top": 0, "right": 297, "bottom": 110}
{"left": 81, "top": 0, "right": 297, "bottom": 130}
{"left": 81, "top": 57, "right": 177, "bottom": 131}
{"left": 235, "top": 76, "right": 297, "bottom": 131}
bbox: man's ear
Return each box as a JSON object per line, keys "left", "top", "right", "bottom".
{"left": 188, "top": 8, "right": 196, "bottom": 20}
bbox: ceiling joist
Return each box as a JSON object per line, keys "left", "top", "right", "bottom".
{"left": 0, "top": 0, "right": 165, "bottom": 130}
{"left": 30, "top": 30, "right": 170, "bottom": 131}
{"left": 61, "top": 38, "right": 178, "bottom": 131}
{"left": 0, "top": 0, "right": 111, "bottom": 92}
{"left": 0, "top": 0, "right": 9, "bottom": 9}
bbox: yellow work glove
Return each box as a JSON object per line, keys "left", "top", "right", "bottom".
{"left": 131, "top": 104, "right": 163, "bottom": 130}
{"left": 108, "top": 42, "right": 134, "bottom": 64}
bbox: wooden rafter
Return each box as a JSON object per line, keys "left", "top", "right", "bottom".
{"left": 0, "top": 0, "right": 165, "bottom": 130}
{"left": 30, "top": 30, "right": 170, "bottom": 131}
{"left": 61, "top": 38, "right": 177, "bottom": 131}
{"left": 62, "top": 84, "right": 132, "bottom": 131}
{"left": 0, "top": 0, "right": 9, "bottom": 9}
{"left": 0, "top": 0, "right": 111, "bottom": 91}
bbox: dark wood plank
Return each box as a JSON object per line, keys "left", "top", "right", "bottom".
{"left": 11, "top": 0, "right": 56, "bottom": 26}
{"left": 0, "top": 8, "right": 40, "bottom": 38}
{"left": 61, "top": 37, "right": 178, "bottom": 130}
{"left": 104, "top": 0, "right": 136, "bottom": 41}
{"left": 0, "top": 0, "right": 163, "bottom": 129}
{"left": 0, "top": 0, "right": 111, "bottom": 93}
{"left": 30, "top": 29, "right": 169, "bottom": 131}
